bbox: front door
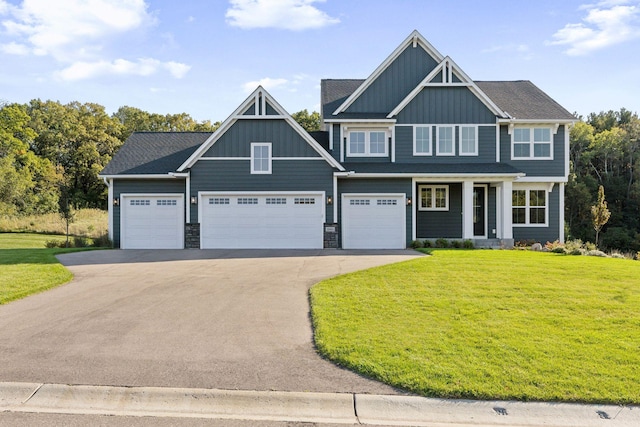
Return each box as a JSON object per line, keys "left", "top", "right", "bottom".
{"left": 473, "top": 186, "right": 486, "bottom": 237}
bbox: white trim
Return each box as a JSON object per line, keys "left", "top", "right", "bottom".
{"left": 198, "top": 156, "right": 325, "bottom": 161}
{"left": 178, "top": 86, "right": 344, "bottom": 172}
{"left": 186, "top": 173, "right": 191, "bottom": 223}
{"left": 235, "top": 115, "right": 288, "bottom": 120}
{"left": 332, "top": 174, "right": 338, "bottom": 224}
{"left": 391, "top": 125, "right": 396, "bottom": 163}
{"left": 413, "top": 125, "right": 433, "bottom": 156}
{"left": 496, "top": 123, "right": 501, "bottom": 162}
{"left": 462, "top": 181, "right": 474, "bottom": 239}
{"left": 250, "top": 142, "right": 272, "bottom": 174}
{"left": 333, "top": 30, "right": 444, "bottom": 116}
{"left": 339, "top": 125, "right": 344, "bottom": 163}
{"left": 199, "top": 157, "right": 249, "bottom": 161}
{"left": 564, "top": 124, "right": 570, "bottom": 180}
{"left": 106, "top": 178, "right": 113, "bottom": 241}
{"left": 559, "top": 182, "right": 565, "bottom": 243}
{"left": 411, "top": 177, "right": 417, "bottom": 241}
{"left": 459, "top": 125, "right": 479, "bottom": 156}
{"left": 498, "top": 118, "right": 575, "bottom": 124}
{"left": 99, "top": 174, "right": 182, "bottom": 179}
{"left": 340, "top": 172, "right": 524, "bottom": 180}
{"left": 329, "top": 123, "right": 334, "bottom": 150}
{"left": 436, "top": 125, "right": 455, "bottom": 156}
{"left": 418, "top": 184, "right": 449, "bottom": 211}
{"left": 515, "top": 176, "right": 566, "bottom": 183}
{"left": 324, "top": 118, "right": 397, "bottom": 124}
{"left": 500, "top": 181, "right": 513, "bottom": 239}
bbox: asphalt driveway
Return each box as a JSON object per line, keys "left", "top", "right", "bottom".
{"left": 0, "top": 249, "right": 420, "bottom": 394}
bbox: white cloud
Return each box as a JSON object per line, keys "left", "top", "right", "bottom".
{"left": 226, "top": 0, "right": 339, "bottom": 30}
{"left": 1, "top": 0, "right": 153, "bottom": 61}
{"left": 481, "top": 43, "right": 534, "bottom": 60}
{"left": 548, "top": 2, "right": 640, "bottom": 55}
{"left": 0, "top": 41, "right": 29, "bottom": 55}
{"left": 242, "top": 77, "right": 289, "bottom": 93}
{"left": 56, "top": 58, "right": 190, "bottom": 81}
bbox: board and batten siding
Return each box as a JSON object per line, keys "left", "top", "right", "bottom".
{"left": 415, "top": 183, "right": 463, "bottom": 239}
{"left": 499, "top": 125, "right": 566, "bottom": 177}
{"left": 488, "top": 186, "right": 497, "bottom": 239}
{"left": 512, "top": 185, "right": 561, "bottom": 243}
{"left": 395, "top": 87, "right": 497, "bottom": 125}
{"left": 337, "top": 178, "right": 412, "bottom": 247}
{"left": 345, "top": 44, "right": 439, "bottom": 114}
{"left": 189, "top": 160, "right": 335, "bottom": 223}
{"left": 111, "top": 178, "right": 186, "bottom": 248}
{"left": 204, "top": 120, "right": 321, "bottom": 158}
{"left": 395, "top": 125, "right": 497, "bottom": 163}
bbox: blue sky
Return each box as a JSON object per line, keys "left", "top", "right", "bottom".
{"left": 1, "top": 0, "right": 639, "bottom": 122}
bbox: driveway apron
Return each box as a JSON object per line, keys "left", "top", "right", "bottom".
{"left": 0, "top": 249, "right": 420, "bottom": 394}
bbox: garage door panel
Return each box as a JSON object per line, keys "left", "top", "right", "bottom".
{"left": 342, "top": 195, "right": 405, "bottom": 249}
{"left": 201, "top": 194, "right": 323, "bottom": 249}
{"left": 121, "top": 195, "right": 183, "bottom": 249}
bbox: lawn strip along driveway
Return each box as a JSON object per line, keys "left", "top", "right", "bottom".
{"left": 0, "top": 249, "right": 419, "bottom": 393}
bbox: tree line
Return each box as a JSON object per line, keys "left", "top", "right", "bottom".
{"left": 1, "top": 100, "right": 637, "bottom": 251}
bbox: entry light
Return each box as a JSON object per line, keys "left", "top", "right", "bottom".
{"left": 327, "top": 196, "right": 333, "bottom": 205}
{"left": 113, "top": 198, "right": 120, "bottom": 206}
{"left": 190, "top": 196, "right": 198, "bottom": 205}
{"left": 406, "top": 197, "right": 412, "bottom": 206}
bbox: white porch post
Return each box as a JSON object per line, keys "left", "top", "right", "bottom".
{"left": 462, "top": 180, "right": 474, "bottom": 239}
{"left": 500, "top": 181, "right": 513, "bottom": 239}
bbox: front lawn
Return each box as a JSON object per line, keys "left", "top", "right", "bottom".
{"left": 310, "top": 250, "right": 640, "bottom": 404}
{"left": 0, "top": 233, "right": 90, "bottom": 304}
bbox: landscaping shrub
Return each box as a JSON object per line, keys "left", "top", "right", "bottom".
{"left": 450, "top": 240, "right": 462, "bottom": 248}
{"left": 422, "top": 240, "right": 433, "bottom": 248}
{"left": 435, "top": 238, "right": 449, "bottom": 248}
{"left": 463, "top": 239, "right": 474, "bottom": 249}
{"left": 92, "top": 232, "right": 112, "bottom": 248}
{"left": 587, "top": 250, "right": 607, "bottom": 257}
{"left": 73, "top": 236, "right": 90, "bottom": 248}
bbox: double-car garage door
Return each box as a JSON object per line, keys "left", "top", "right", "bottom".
{"left": 200, "top": 193, "right": 324, "bottom": 249}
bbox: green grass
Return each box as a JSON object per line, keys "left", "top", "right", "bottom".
{"left": 0, "top": 233, "right": 91, "bottom": 304}
{"left": 310, "top": 250, "right": 640, "bottom": 404}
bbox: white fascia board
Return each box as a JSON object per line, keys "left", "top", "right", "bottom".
{"left": 99, "top": 174, "right": 183, "bottom": 179}
{"left": 498, "top": 118, "right": 576, "bottom": 124}
{"left": 340, "top": 172, "right": 525, "bottom": 180}
{"left": 332, "top": 30, "right": 444, "bottom": 116}
{"left": 324, "top": 118, "right": 396, "bottom": 124}
{"left": 515, "top": 176, "right": 568, "bottom": 183}
{"left": 283, "top": 115, "right": 345, "bottom": 171}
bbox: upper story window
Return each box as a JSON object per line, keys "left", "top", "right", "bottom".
{"left": 251, "top": 142, "right": 272, "bottom": 174}
{"left": 512, "top": 127, "right": 552, "bottom": 160}
{"left": 436, "top": 126, "right": 454, "bottom": 156}
{"left": 512, "top": 188, "right": 547, "bottom": 226}
{"left": 460, "top": 126, "right": 478, "bottom": 156}
{"left": 414, "top": 126, "right": 432, "bottom": 155}
{"left": 347, "top": 130, "right": 389, "bottom": 157}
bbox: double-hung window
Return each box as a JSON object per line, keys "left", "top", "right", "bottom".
{"left": 436, "top": 126, "right": 454, "bottom": 156}
{"left": 414, "top": 125, "right": 432, "bottom": 155}
{"left": 512, "top": 189, "right": 547, "bottom": 225}
{"left": 460, "top": 126, "right": 477, "bottom": 155}
{"left": 419, "top": 185, "right": 449, "bottom": 211}
{"left": 251, "top": 142, "right": 271, "bottom": 174}
{"left": 512, "top": 127, "right": 552, "bottom": 159}
{"left": 347, "top": 130, "right": 388, "bottom": 156}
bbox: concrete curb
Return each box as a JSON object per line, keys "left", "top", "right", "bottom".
{"left": 2, "top": 382, "right": 639, "bottom": 426}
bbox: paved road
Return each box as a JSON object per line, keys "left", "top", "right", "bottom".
{"left": 0, "top": 249, "right": 421, "bottom": 394}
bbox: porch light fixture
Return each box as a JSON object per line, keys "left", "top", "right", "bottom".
{"left": 113, "top": 198, "right": 120, "bottom": 206}
{"left": 190, "top": 196, "right": 198, "bottom": 205}
{"left": 406, "top": 197, "right": 412, "bottom": 206}
{"left": 327, "top": 196, "right": 333, "bottom": 205}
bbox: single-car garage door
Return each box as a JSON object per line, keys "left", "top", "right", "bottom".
{"left": 342, "top": 194, "right": 406, "bottom": 249}
{"left": 121, "top": 194, "right": 184, "bottom": 249}
{"left": 200, "top": 192, "right": 324, "bottom": 249}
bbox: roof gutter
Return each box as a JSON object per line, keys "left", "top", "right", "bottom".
{"left": 98, "top": 173, "right": 185, "bottom": 179}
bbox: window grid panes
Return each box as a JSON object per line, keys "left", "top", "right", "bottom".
{"left": 156, "top": 199, "right": 177, "bottom": 206}
{"left": 130, "top": 199, "right": 150, "bottom": 206}
{"left": 513, "top": 128, "right": 551, "bottom": 159}
{"left": 419, "top": 185, "right": 448, "bottom": 211}
{"left": 266, "top": 197, "right": 287, "bottom": 205}
{"left": 437, "top": 126, "right": 453, "bottom": 155}
{"left": 415, "top": 126, "right": 431, "bottom": 154}
{"left": 294, "top": 197, "right": 315, "bottom": 205}
{"left": 349, "top": 132, "right": 365, "bottom": 154}
{"left": 369, "top": 132, "right": 386, "bottom": 154}
{"left": 209, "top": 198, "right": 230, "bottom": 205}
{"left": 460, "top": 126, "right": 476, "bottom": 155}
{"left": 237, "top": 197, "right": 258, "bottom": 205}
{"left": 251, "top": 143, "right": 271, "bottom": 174}
{"left": 512, "top": 189, "right": 546, "bottom": 225}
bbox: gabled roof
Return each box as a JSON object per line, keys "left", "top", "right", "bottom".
{"left": 476, "top": 81, "right": 576, "bottom": 121}
{"left": 321, "top": 79, "right": 364, "bottom": 119}
{"left": 179, "top": 86, "right": 344, "bottom": 171}
{"left": 332, "top": 30, "right": 444, "bottom": 116}
{"left": 387, "top": 56, "right": 507, "bottom": 119}
{"left": 100, "top": 132, "right": 211, "bottom": 176}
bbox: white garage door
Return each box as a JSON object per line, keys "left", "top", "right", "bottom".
{"left": 200, "top": 193, "right": 324, "bottom": 249}
{"left": 342, "top": 194, "right": 406, "bottom": 249}
{"left": 121, "top": 195, "right": 184, "bottom": 249}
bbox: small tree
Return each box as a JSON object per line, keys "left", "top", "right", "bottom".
{"left": 58, "top": 184, "right": 75, "bottom": 247}
{"left": 591, "top": 185, "right": 611, "bottom": 248}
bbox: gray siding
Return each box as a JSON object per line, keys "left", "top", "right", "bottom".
{"left": 190, "top": 160, "right": 335, "bottom": 223}
{"left": 415, "top": 183, "right": 462, "bottom": 238}
{"left": 396, "top": 87, "right": 496, "bottom": 124}
{"left": 337, "top": 178, "right": 412, "bottom": 246}
{"left": 395, "top": 125, "right": 497, "bottom": 163}
{"left": 346, "top": 45, "right": 439, "bottom": 114}
{"left": 488, "top": 186, "right": 497, "bottom": 239}
{"left": 500, "top": 125, "right": 566, "bottom": 177}
{"left": 204, "top": 120, "right": 320, "bottom": 158}
{"left": 513, "top": 185, "right": 561, "bottom": 243}
{"left": 112, "top": 178, "right": 186, "bottom": 248}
